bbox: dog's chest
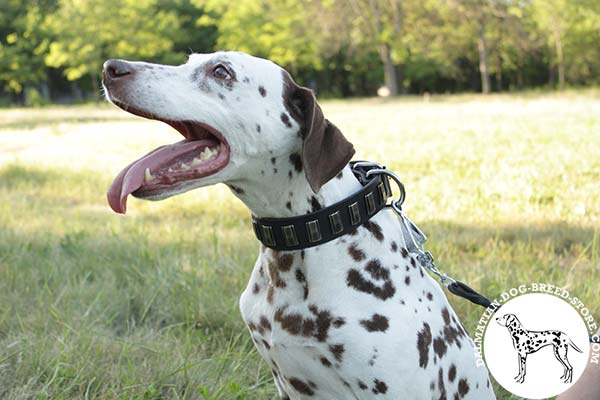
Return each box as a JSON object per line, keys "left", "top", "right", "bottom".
{"left": 238, "top": 212, "right": 474, "bottom": 398}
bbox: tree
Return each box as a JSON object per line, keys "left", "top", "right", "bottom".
{"left": 44, "top": 0, "right": 181, "bottom": 99}
{"left": 531, "top": 0, "right": 570, "bottom": 89}
{"left": 532, "top": 0, "right": 600, "bottom": 88}
{"left": 0, "top": 0, "right": 55, "bottom": 100}
{"left": 345, "top": 0, "right": 406, "bottom": 95}
{"left": 446, "top": 0, "right": 500, "bottom": 94}
{"left": 196, "top": 0, "right": 322, "bottom": 74}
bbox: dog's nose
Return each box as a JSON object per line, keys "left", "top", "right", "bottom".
{"left": 103, "top": 59, "right": 134, "bottom": 82}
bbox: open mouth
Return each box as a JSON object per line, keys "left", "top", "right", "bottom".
{"left": 107, "top": 99, "right": 230, "bottom": 214}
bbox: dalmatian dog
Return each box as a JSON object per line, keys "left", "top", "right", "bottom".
{"left": 496, "top": 313, "right": 583, "bottom": 384}
{"left": 102, "top": 51, "right": 495, "bottom": 399}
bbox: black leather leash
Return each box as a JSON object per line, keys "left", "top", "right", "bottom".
{"left": 251, "top": 161, "right": 600, "bottom": 344}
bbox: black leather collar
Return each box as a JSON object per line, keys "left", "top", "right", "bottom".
{"left": 252, "top": 162, "right": 392, "bottom": 251}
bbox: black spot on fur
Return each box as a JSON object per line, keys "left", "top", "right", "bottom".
{"left": 258, "top": 86, "right": 267, "bottom": 97}
{"left": 346, "top": 266, "right": 395, "bottom": 300}
{"left": 256, "top": 124, "right": 261, "bottom": 132}
{"left": 289, "top": 152, "right": 302, "bottom": 172}
{"left": 280, "top": 112, "right": 293, "bottom": 128}
{"left": 441, "top": 308, "right": 466, "bottom": 349}
{"left": 229, "top": 185, "right": 244, "bottom": 195}
{"left": 417, "top": 322, "right": 432, "bottom": 368}
{"left": 271, "top": 157, "right": 276, "bottom": 165}
{"left": 336, "top": 171, "right": 344, "bottom": 179}
{"left": 286, "top": 201, "right": 292, "bottom": 211}
{"left": 348, "top": 244, "right": 366, "bottom": 261}
{"left": 267, "top": 259, "right": 287, "bottom": 287}
{"left": 433, "top": 336, "right": 448, "bottom": 358}
{"left": 363, "top": 221, "right": 384, "bottom": 241}
{"left": 364, "top": 259, "right": 389, "bottom": 280}
{"left": 275, "top": 305, "right": 343, "bottom": 342}
{"left": 372, "top": 379, "right": 388, "bottom": 394}
{"left": 390, "top": 241, "right": 398, "bottom": 252}
{"left": 310, "top": 196, "right": 322, "bottom": 212}
{"left": 359, "top": 314, "right": 389, "bottom": 332}
{"left": 218, "top": 93, "right": 225, "bottom": 100}
{"left": 272, "top": 252, "right": 294, "bottom": 271}
{"left": 438, "top": 367, "right": 447, "bottom": 399}
{"left": 329, "top": 344, "right": 345, "bottom": 362}
{"left": 259, "top": 316, "right": 272, "bottom": 333}
{"left": 458, "top": 378, "right": 470, "bottom": 397}
{"left": 289, "top": 377, "right": 315, "bottom": 395}
{"left": 319, "top": 357, "right": 331, "bottom": 367}
{"left": 400, "top": 248, "right": 409, "bottom": 258}
{"left": 295, "top": 269, "right": 309, "bottom": 299}
{"left": 448, "top": 364, "right": 456, "bottom": 382}
{"left": 405, "top": 276, "right": 411, "bottom": 285}
{"left": 358, "top": 380, "right": 368, "bottom": 390}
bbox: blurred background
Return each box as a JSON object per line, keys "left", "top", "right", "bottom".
{"left": 1, "top": 1, "right": 599, "bottom": 399}
{"left": 1, "top": 0, "right": 600, "bottom": 104}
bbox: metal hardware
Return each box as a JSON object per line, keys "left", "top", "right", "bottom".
{"left": 306, "top": 220, "right": 322, "bottom": 242}
{"left": 261, "top": 225, "right": 276, "bottom": 247}
{"left": 377, "top": 182, "right": 388, "bottom": 204}
{"left": 328, "top": 211, "right": 344, "bottom": 234}
{"left": 282, "top": 225, "right": 299, "bottom": 247}
{"left": 365, "top": 192, "right": 376, "bottom": 215}
{"left": 348, "top": 202, "right": 361, "bottom": 225}
{"left": 366, "top": 168, "right": 406, "bottom": 208}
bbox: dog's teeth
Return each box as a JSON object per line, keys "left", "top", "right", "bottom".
{"left": 200, "top": 148, "right": 212, "bottom": 161}
{"left": 191, "top": 157, "right": 203, "bottom": 166}
{"left": 168, "top": 167, "right": 174, "bottom": 173}
{"left": 144, "top": 168, "right": 154, "bottom": 182}
{"left": 181, "top": 163, "right": 190, "bottom": 170}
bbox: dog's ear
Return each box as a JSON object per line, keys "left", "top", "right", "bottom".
{"left": 283, "top": 73, "right": 355, "bottom": 193}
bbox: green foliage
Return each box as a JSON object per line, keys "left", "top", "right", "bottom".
{"left": 0, "top": 0, "right": 54, "bottom": 94}
{"left": 197, "top": 0, "right": 322, "bottom": 71}
{"left": 0, "top": 0, "right": 599, "bottom": 101}
{"left": 44, "top": 0, "right": 181, "bottom": 81}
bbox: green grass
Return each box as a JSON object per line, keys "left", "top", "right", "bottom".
{"left": 0, "top": 91, "right": 599, "bottom": 399}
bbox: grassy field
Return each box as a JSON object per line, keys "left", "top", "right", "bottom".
{"left": 0, "top": 90, "right": 599, "bottom": 399}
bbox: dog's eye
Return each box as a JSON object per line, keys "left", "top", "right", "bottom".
{"left": 212, "top": 65, "right": 231, "bottom": 80}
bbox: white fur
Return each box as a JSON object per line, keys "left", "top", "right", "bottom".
{"left": 103, "top": 51, "right": 496, "bottom": 399}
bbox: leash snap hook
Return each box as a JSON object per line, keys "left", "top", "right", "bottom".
{"left": 419, "top": 251, "right": 456, "bottom": 287}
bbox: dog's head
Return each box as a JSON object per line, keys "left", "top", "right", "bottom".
{"left": 496, "top": 313, "right": 520, "bottom": 328}
{"left": 102, "top": 51, "right": 354, "bottom": 214}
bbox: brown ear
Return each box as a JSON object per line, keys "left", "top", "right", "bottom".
{"left": 284, "top": 76, "right": 355, "bottom": 193}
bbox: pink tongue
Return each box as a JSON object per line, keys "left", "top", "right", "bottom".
{"left": 107, "top": 139, "right": 215, "bottom": 214}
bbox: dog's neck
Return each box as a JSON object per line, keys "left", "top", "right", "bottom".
{"left": 227, "top": 163, "right": 362, "bottom": 219}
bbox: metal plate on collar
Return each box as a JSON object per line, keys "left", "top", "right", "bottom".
{"left": 348, "top": 202, "right": 361, "bottom": 225}
{"left": 306, "top": 220, "right": 322, "bottom": 243}
{"left": 365, "top": 192, "right": 376, "bottom": 215}
{"left": 328, "top": 211, "right": 343, "bottom": 234}
{"left": 282, "top": 225, "right": 299, "bottom": 247}
{"left": 261, "top": 225, "right": 276, "bottom": 247}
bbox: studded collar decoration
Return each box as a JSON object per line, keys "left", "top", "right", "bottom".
{"left": 251, "top": 161, "right": 393, "bottom": 251}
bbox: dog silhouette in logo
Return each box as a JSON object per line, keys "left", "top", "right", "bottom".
{"left": 496, "top": 313, "right": 583, "bottom": 384}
